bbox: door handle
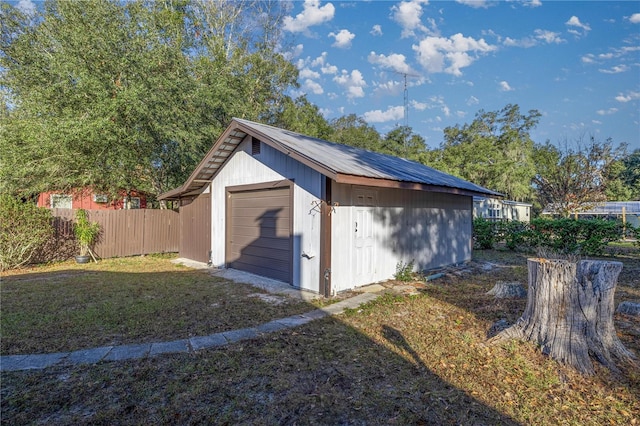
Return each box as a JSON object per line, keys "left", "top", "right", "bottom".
{"left": 355, "top": 221, "right": 358, "bottom": 232}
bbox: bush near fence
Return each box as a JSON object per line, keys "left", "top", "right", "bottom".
{"left": 473, "top": 217, "right": 627, "bottom": 255}
{"left": 32, "top": 209, "right": 180, "bottom": 263}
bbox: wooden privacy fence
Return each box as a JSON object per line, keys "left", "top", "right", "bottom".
{"left": 41, "top": 209, "right": 179, "bottom": 261}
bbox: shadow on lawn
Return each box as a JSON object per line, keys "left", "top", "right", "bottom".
{"left": 1, "top": 267, "right": 520, "bottom": 425}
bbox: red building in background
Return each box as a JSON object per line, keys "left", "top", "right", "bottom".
{"left": 37, "top": 189, "right": 148, "bottom": 210}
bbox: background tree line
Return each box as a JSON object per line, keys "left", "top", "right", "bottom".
{"left": 2, "top": 0, "right": 638, "bottom": 213}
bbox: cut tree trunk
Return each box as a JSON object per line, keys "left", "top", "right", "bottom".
{"left": 486, "top": 281, "right": 526, "bottom": 299}
{"left": 489, "top": 258, "right": 636, "bottom": 375}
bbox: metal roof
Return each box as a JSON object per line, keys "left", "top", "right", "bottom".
{"left": 572, "top": 202, "right": 640, "bottom": 215}
{"left": 159, "top": 118, "right": 501, "bottom": 200}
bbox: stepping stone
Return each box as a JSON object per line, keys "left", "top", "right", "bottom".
{"left": 103, "top": 343, "right": 151, "bottom": 361}
{"left": 189, "top": 333, "right": 227, "bottom": 351}
{"left": 67, "top": 346, "right": 113, "bottom": 365}
{"left": 149, "top": 340, "right": 190, "bottom": 356}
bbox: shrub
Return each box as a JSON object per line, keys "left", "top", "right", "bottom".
{"left": 0, "top": 195, "right": 54, "bottom": 271}
{"left": 74, "top": 209, "right": 100, "bottom": 257}
{"left": 394, "top": 259, "right": 415, "bottom": 282}
{"left": 517, "top": 218, "right": 622, "bottom": 256}
{"left": 628, "top": 225, "right": 639, "bottom": 248}
{"left": 473, "top": 218, "right": 495, "bottom": 249}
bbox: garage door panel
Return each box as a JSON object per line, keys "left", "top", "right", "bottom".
{"left": 231, "top": 234, "right": 291, "bottom": 251}
{"left": 231, "top": 225, "right": 290, "bottom": 239}
{"left": 232, "top": 254, "right": 290, "bottom": 272}
{"left": 227, "top": 186, "right": 292, "bottom": 283}
{"left": 230, "top": 260, "right": 289, "bottom": 283}
{"left": 230, "top": 215, "right": 290, "bottom": 229}
{"left": 230, "top": 245, "right": 290, "bottom": 262}
{"left": 232, "top": 196, "right": 291, "bottom": 208}
{"left": 231, "top": 190, "right": 289, "bottom": 200}
{"left": 231, "top": 206, "right": 289, "bottom": 220}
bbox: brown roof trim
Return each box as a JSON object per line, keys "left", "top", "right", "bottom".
{"left": 334, "top": 173, "right": 502, "bottom": 197}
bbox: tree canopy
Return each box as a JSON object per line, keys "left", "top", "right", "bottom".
{"left": 423, "top": 104, "right": 540, "bottom": 201}
{"left": 0, "top": 0, "right": 298, "bottom": 200}
{"left": 533, "top": 138, "right": 630, "bottom": 217}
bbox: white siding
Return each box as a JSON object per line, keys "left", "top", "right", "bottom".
{"left": 331, "top": 184, "right": 473, "bottom": 292}
{"left": 210, "top": 137, "right": 323, "bottom": 292}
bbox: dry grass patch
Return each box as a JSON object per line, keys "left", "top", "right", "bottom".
{"left": 1, "top": 250, "right": 638, "bottom": 425}
{"left": 1, "top": 254, "right": 314, "bottom": 355}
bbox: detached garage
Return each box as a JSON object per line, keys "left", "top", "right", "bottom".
{"left": 160, "top": 118, "right": 500, "bottom": 296}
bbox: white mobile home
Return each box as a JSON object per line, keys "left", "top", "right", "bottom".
{"left": 474, "top": 197, "right": 532, "bottom": 222}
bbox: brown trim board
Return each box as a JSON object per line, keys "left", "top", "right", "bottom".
{"left": 319, "top": 177, "right": 332, "bottom": 297}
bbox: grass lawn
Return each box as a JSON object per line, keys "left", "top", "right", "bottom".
{"left": 0, "top": 254, "right": 314, "bottom": 355}
{"left": 1, "top": 250, "right": 639, "bottom": 424}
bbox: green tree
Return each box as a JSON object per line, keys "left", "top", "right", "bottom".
{"left": 533, "top": 137, "right": 627, "bottom": 217}
{"left": 620, "top": 149, "right": 640, "bottom": 200}
{"left": 0, "top": 0, "right": 298, "bottom": 200}
{"left": 0, "top": 195, "right": 53, "bottom": 271}
{"left": 329, "top": 114, "right": 382, "bottom": 151}
{"left": 270, "top": 96, "right": 333, "bottom": 139}
{"left": 425, "top": 104, "right": 539, "bottom": 201}
{"left": 381, "top": 125, "right": 426, "bottom": 160}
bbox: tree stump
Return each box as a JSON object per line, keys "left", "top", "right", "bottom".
{"left": 489, "top": 258, "right": 636, "bottom": 375}
{"left": 616, "top": 301, "right": 640, "bottom": 317}
{"left": 486, "top": 281, "right": 526, "bottom": 299}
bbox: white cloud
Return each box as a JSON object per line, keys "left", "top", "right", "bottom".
{"left": 629, "top": 13, "right": 640, "bottom": 24}
{"left": 581, "top": 54, "right": 595, "bottom": 64}
{"left": 592, "top": 120, "right": 602, "bottom": 125}
{"left": 391, "top": 0, "right": 430, "bottom": 38}
{"left": 299, "top": 68, "right": 320, "bottom": 79}
{"left": 303, "top": 79, "right": 324, "bottom": 95}
{"left": 412, "top": 33, "right": 497, "bottom": 76}
{"left": 321, "top": 63, "right": 338, "bottom": 74}
{"left": 596, "top": 108, "right": 618, "bottom": 115}
{"left": 329, "top": 29, "right": 355, "bottom": 48}
{"left": 283, "top": 0, "right": 335, "bottom": 34}
{"left": 310, "top": 52, "right": 338, "bottom": 74}
{"left": 372, "top": 79, "right": 402, "bottom": 96}
{"left": 599, "top": 65, "right": 629, "bottom": 74}
{"left": 615, "top": 91, "right": 640, "bottom": 102}
{"left": 368, "top": 51, "right": 417, "bottom": 74}
{"left": 16, "top": 0, "right": 36, "bottom": 15}
{"left": 523, "top": 0, "right": 542, "bottom": 7}
{"left": 499, "top": 81, "right": 513, "bottom": 91}
{"left": 503, "top": 36, "right": 537, "bottom": 48}
{"left": 466, "top": 95, "right": 479, "bottom": 105}
{"left": 289, "top": 44, "right": 304, "bottom": 59}
{"left": 333, "top": 69, "right": 367, "bottom": 99}
{"left": 410, "top": 100, "right": 428, "bottom": 110}
{"left": 534, "top": 29, "right": 564, "bottom": 44}
{"left": 371, "top": 24, "right": 383, "bottom": 36}
{"left": 456, "top": 0, "right": 491, "bottom": 9}
{"left": 503, "top": 29, "right": 564, "bottom": 48}
{"left": 565, "top": 16, "right": 591, "bottom": 37}
{"left": 363, "top": 106, "right": 405, "bottom": 122}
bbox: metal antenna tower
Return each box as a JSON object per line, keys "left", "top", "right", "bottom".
{"left": 394, "top": 71, "right": 420, "bottom": 156}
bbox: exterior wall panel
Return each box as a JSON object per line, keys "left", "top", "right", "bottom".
{"left": 331, "top": 183, "right": 473, "bottom": 292}
{"left": 180, "top": 193, "right": 211, "bottom": 263}
{"left": 210, "top": 137, "right": 323, "bottom": 292}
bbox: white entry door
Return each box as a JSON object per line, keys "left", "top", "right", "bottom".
{"left": 354, "top": 189, "right": 376, "bottom": 285}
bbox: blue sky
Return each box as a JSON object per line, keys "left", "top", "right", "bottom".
{"left": 12, "top": 0, "right": 640, "bottom": 150}
{"left": 282, "top": 0, "right": 640, "bottom": 150}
